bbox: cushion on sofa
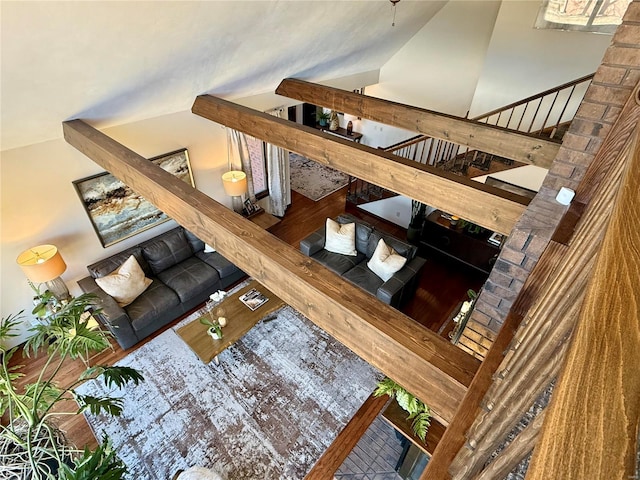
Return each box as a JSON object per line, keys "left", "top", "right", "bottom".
{"left": 87, "top": 246, "right": 151, "bottom": 279}
{"left": 184, "top": 229, "right": 216, "bottom": 253}
{"left": 310, "top": 249, "right": 366, "bottom": 275}
{"left": 143, "top": 228, "right": 193, "bottom": 274}
{"left": 336, "top": 214, "right": 373, "bottom": 253}
{"left": 343, "top": 263, "right": 384, "bottom": 295}
{"left": 366, "top": 231, "right": 416, "bottom": 261}
{"left": 367, "top": 238, "right": 407, "bottom": 282}
{"left": 325, "top": 218, "right": 357, "bottom": 256}
{"left": 95, "top": 255, "right": 153, "bottom": 307}
{"left": 195, "top": 251, "right": 237, "bottom": 278}
{"left": 157, "top": 257, "right": 220, "bottom": 303}
{"left": 126, "top": 281, "right": 181, "bottom": 333}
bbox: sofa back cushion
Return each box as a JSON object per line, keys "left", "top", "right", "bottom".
{"left": 183, "top": 229, "right": 205, "bottom": 253}
{"left": 336, "top": 214, "right": 373, "bottom": 254}
{"left": 87, "top": 246, "right": 151, "bottom": 279}
{"left": 142, "top": 228, "right": 193, "bottom": 275}
{"left": 367, "top": 231, "right": 416, "bottom": 261}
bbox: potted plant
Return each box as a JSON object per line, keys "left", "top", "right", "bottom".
{"left": 200, "top": 316, "right": 223, "bottom": 340}
{"left": 0, "top": 292, "right": 144, "bottom": 479}
{"left": 316, "top": 110, "right": 330, "bottom": 127}
{"left": 374, "top": 377, "right": 431, "bottom": 443}
{"left": 407, "top": 200, "right": 427, "bottom": 244}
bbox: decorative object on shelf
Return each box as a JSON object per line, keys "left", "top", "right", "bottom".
{"left": 16, "top": 244, "right": 70, "bottom": 300}
{"left": 73, "top": 149, "right": 194, "bottom": 247}
{"left": 346, "top": 120, "right": 353, "bottom": 135}
{"left": 243, "top": 198, "right": 260, "bottom": 216}
{"left": 450, "top": 215, "right": 459, "bottom": 227}
{"left": 329, "top": 110, "right": 339, "bottom": 131}
{"left": 316, "top": 110, "right": 330, "bottom": 127}
{"left": 222, "top": 170, "right": 247, "bottom": 213}
{"left": 374, "top": 377, "right": 431, "bottom": 442}
{"left": 450, "top": 289, "right": 478, "bottom": 344}
{"left": 0, "top": 293, "right": 144, "bottom": 479}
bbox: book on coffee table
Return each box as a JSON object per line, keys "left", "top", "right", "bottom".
{"left": 239, "top": 288, "right": 269, "bottom": 311}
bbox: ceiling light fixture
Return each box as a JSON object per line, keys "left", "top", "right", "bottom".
{"left": 390, "top": 0, "right": 401, "bottom": 27}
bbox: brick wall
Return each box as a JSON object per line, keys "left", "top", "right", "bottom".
{"left": 459, "top": 2, "right": 640, "bottom": 357}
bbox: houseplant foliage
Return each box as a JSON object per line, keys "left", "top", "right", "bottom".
{"left": 374, "top": 377, "right": 431, "bottom": 442}
{"left": 0, "top": 292, "right": 144, "bottom": 479}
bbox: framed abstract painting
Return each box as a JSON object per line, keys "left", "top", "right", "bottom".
{"left": 73, "top": 148, "right": 195, "bottom": 247}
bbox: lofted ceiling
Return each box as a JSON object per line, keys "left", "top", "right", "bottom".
{"left": 0, "top": 0, "right": 446, "bottom": 152}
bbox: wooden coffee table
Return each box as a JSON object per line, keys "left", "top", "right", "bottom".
{"left": 176, "top": 280, "right": 285, "bottom": 364}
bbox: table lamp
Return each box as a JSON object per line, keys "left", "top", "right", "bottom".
{"left": 16, "top": 244, "right": 70, "bottom": 300}
{"left": 221, "top": 170, "right": 247, "bottom": 213}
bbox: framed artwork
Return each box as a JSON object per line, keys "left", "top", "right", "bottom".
{"left": 73, "top": 148, "right": 195, "bottom": 247}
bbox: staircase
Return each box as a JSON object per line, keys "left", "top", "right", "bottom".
{"left": 347, "top": 73, "right": 594, "bottom": 204}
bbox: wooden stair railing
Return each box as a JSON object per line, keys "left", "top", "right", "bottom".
{"left": 362, "top": 74, "right": 595, "bottom": 196}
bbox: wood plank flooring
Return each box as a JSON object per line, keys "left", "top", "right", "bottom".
{"left": 7, "top": 186, "right": 486, "bottom": 460}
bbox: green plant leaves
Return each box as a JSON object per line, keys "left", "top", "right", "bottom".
{"left": 374, "top": 377, "right": 432, "bottom": 443}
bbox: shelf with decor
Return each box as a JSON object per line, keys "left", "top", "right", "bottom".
{"left": 418, "top": 209, "right": 503, "bottom": 275}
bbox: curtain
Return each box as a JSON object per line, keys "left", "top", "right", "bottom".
{"left": 226, "top": 128, "right": 256, "bottom": 201}
{"left": 264, "top": 108, "right": 291, "bottom": 216}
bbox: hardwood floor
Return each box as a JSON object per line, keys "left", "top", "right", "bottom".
{"left": 7, "top": 186, "right": 486, "bottom": 455}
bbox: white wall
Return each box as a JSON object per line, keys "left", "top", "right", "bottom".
{"left": 468, "top": 1, "right": 613, "bottom": 117}
{"left": 356, "top": 0, "right": 501, "bottom": 148}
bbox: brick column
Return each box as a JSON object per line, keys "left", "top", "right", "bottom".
{"left": 459, "top": 2, "right": 640, "bottom": 359}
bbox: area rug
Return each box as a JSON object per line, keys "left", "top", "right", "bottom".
{"left": 76, "top": 291, "right": 382, "bottom": 480}
{"left": 289, "top": 152, "right": 349, "bottom": 201}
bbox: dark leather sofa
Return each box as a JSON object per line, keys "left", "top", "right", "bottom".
{"left": 299, "top": 214, "right": 426, "bottom": 308}
{"left": 78, "top": 226, "right": 245, "bottom": 349}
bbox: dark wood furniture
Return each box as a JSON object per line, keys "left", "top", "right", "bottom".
{"left": 419, "top": 210, "right": 501, "bottom": 275}
{"left": 316, "top": 125, "right": 362, "bottom": 143}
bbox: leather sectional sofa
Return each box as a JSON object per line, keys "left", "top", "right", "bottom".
{"left": 78, "top": 226, "right": 245, "bottom": 349}
{"left": 299, "top": 214, "right": 426, "bottom": 308}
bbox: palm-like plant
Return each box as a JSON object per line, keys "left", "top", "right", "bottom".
{"left": 374, "top": 377, "right": 431, "bottom": 442}
{"left": 0, "top": 292, "right": 144, "bottom": 479}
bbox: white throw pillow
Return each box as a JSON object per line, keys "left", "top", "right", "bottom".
{"left": 367, "top": 238, "right": 407, "bottom": 282}
{"left": 95, "top": 255, "right": 152, "bottom": 307}
{"left": 324, "top": 218, "right": 357, "bottom": 256}
{"left": 203, "top": 243, "right": 216, "bottom": 253}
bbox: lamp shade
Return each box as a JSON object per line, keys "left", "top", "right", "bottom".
{"left": 16, "top": 245, "right": 67, "bottom": 283}
{"left": 221, "top": 171, "right": 247, "bottom": 196}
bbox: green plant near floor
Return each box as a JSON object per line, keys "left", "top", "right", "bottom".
{"left": 0, "top": 292, "right": 144, "bottom": 480}
{"left": 373, "top": 377, "right": 431, "bottom": 442}
{"left": 199, "top": 316, "right": 223, "bottom": 338}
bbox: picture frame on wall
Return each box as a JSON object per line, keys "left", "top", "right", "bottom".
{"left": 73, "top": 148, "right": 195, "bottom": 247}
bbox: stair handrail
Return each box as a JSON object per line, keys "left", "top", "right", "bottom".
{"left": 471, "top": 73, "right": 594, "bottom": 122}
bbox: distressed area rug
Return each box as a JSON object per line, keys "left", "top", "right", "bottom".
{"left": 289, "top": 152, "right": 349, "bottom": 201}
{"left": 76, "top": 301, "right": 381, "bottom": 480}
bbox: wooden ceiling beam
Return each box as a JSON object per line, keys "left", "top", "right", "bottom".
{"left": 191, "top": 95, "right": 527, "bottom": 235}
{"left": 275, "top": 78, "right": 560, "bottom": 168}
{"left": 63, "top": 119, "right": 481, "bottom": 425}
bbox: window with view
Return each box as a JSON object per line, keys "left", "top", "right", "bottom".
{"left": 535, "top": 0, "right": 631, "bottom": 34}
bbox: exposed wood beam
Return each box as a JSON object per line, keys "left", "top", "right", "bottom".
{"left": 191, "top": 95, "right": 527, "bottom": 235}
{"left": 63, "top": 119, "right": 481, "bottom": 425}
{"left": 275, "top": 78, "right": 560, "bottom": 167}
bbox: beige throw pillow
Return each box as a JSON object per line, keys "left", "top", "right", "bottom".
{"left": 324, "top": 218, "right": 357, "bottom": 256}
{"left": 95, "top": 255, "right": 152, "bottom": 307}
{"left": 367, "top": 238, "right": 407, "bottom": 282}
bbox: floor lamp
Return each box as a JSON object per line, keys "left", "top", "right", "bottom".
{"left": 222, "top": 171, "right": 247, "bottom": 214}
{"left": 16, "top": 244, "right": 71, "bottom": 300}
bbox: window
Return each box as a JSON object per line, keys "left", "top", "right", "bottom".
{"left": 535, "top": 0, "right": 631, "bottom": 34}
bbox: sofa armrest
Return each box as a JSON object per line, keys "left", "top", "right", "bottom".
{"left": 77, "top": 276, "right": 138, "bottom": 350}
{"left": 376, "top": 256, "right": 427, "bottom": 308}
{"left": 300, "top": 230, "right": 325, "bottom": 257}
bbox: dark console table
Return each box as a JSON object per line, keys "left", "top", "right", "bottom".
{"left": 419, "top": 210, "right": 502, "bottom": 275}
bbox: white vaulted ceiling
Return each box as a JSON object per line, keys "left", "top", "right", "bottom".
{"left": 0, "top": 0, "right": 446, "bottom": 151}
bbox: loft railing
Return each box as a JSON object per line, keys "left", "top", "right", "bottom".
{"left": 347, "top": 73, "right": 596, "bottom": 199}
{"left": 472, "top": 73, "right": 594, "bottom": 139}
